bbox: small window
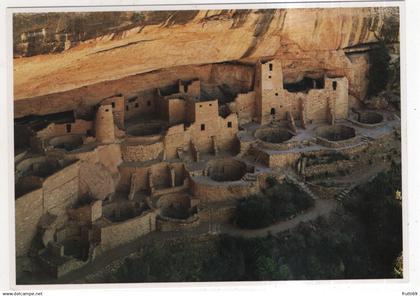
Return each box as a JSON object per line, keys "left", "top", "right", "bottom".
{"left": 269, "top": 63, "right": 273, "bottom": 71}
{"left": 86, "top": 129, "right": 93, "bottom": 137}
{"left": 199, "top": 104, "right": 202, "bottom": 108}
{"left": 126, "top": 106, "right": 129, "bottom": 111}
{"left": 66, "top": 124, "right": 71, "bottom": 133}
{"left": 111, "top": 102, "right": 115, "bottom": 108}
{"left": 227, "top": 121, "right": 232, "bottom": 128}
{"left": 275, "top": 93, "right": 278, "bottom": 96}
{"left": 332, "top": 81, "right": 337, "bottom": 90}
{"left": 270, "top": 108, "right": 276, "bottom": 115}
{"left": 128, "top": 96, "right": 137, "bottom": 103}
{"left": 105, "top": 109, "right": 109, "bottom": 112}
{"left": 147, "top": 101, "right": 151, "bottom": 106}
{"left": 201, "top": 124, "right": 205, "bottom": 131}
{"left": 135, "top": 103, "right": 139, "bottom": 108}
{"left": 268, "top": 75, "right": 272, "bottom": 79}
{"left": 209, "top": 103, "right": 212, "bottom": 106}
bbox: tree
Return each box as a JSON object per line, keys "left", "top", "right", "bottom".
{"left": 235, "top": 195, "right": 273, "bottom": 229}
{"left": 255, "top": 256, "right": 291, "bottom": 280}
{"left": 367, "top": 41, "right": 391, "bottom": 96}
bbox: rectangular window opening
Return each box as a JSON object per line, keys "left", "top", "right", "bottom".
{"left": 66, "top": 124, "right": 71, "bottom": 133}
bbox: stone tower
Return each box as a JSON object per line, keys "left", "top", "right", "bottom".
{"left": 95, "top": 104, "right": 115, "bottom": 143}
{"left": 255, "top": 59, "right": 284, "bottom": 124}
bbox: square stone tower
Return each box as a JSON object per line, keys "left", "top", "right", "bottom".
{"left": 255, "top": 59, "right": 284, "bottom": 124}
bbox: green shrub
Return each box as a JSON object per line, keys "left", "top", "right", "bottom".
{"left": 342, "top": 162, "right": 402, "bottom": 278}
{"left": 235, "top": 195, "right": 273, "bottom": 229}
{"left": 256, "top": 256, "right": 288, "bottom": 280}
{"left": 367, "top": 41, "right": 391, "bottom": 96}
{"left": 234, "top": 181, "right": 314, "bottom": 229}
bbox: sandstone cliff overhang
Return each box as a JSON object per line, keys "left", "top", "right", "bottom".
{"left": 13, "top": 7, "right": 399, "bottom": 103}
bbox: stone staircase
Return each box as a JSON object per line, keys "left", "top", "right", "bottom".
{"left": 336, "top": 185, "right": 355, "bottom": 201}
{"left": 300, "top": 98, "right": 307, "bottom": 129}
{"left": 241, "top": 172, "right": 258, "bottom": 182}
{"left": 360, "top": 135, "right": 374, "bottom": 143}
{"left": 285, "top": 174, "right": 318, "bottom": 200}
{"left": 327, "top": 98, "right": 335, "bottom": 125}
{"left": 128, "top": 173, "right": 138, "bottom": 200}
{"left": 253, "top": 150, "right": 264, "bottom": 165}
{"left": 190, "top": 141, "right": 200, "bottom": 162}
{"left": 176, "top": 147, "right": 184, "bottom": 160}
{"left": 287, "top": 111, "right": 297, "bottom": 133}
{"left": 211, "top": 136, "right": 219, "bottom": 156}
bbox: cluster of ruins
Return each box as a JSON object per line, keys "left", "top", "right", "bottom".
{"left": 14, "top": 59, "right": 400, "bottom": 278}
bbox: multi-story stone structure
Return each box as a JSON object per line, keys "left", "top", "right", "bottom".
{"left": 14, "top": 59, "right": 400, "bottom": 279}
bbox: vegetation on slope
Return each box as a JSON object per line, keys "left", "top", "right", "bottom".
{"left": 367, "top": 41, "right": 391, "bottom": 97}
{"left": 233, "top": 180, "right": 315, "bottom": 229}
{"left": 367, "top": 8, "right": 400, "bottom": 109}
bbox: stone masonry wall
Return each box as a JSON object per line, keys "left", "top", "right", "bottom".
{"left": 124, "top": 92, "right": 157, "bottom": 121}
{"left": 100, "top": 211, "right": 156, "bottom": 251}
{"left": 188, "top": 99, "right": 220, "bottom": 153}
{"left": 121, "top": 141, "right": 163, "bottom": 162}
{"left": 15, "top": 161, "right": 81, "bottom": 256}
{"left": 100, "top": 95, "right": 125, "bottom": 129}
{"left": 95, "top": 105, "right": 115, "bottom": 143}
{"left": 191, "top": 178, "right": 258, "bottom": 203}
{"left": 217, "top": 113, "right": 239, "bottom": 151}
{"left": 155, "top": 215, "right": 200, "bottom": 232}
{"left": 259, "top": 77, "right": 348, "bottom": 124}
{"left": 43, "top": 161, "right": 80, "bottom": 215}
{"left": 257, "top": 59, "right": 349, "bottom": 124}
{"left": 268, "top": 152, "right": 301, "bottom": 169}
{"left": 228, "top": 91, "right": 256, "bottom": 124}
{"left": 118, "top": 161, "right": 185, "bottom": 192}
{"left": 167, "top": 99, "right": 187, "bottom": 125}
{"left": 163, "top": 124, "right": 190, "bottom": 160}
{"left": 68, "top": 200, "right": 103, "bottom": 224}
{"left": 15, "top": 188, "right": 43, "bottom": 257}
{"left": 36, "top": 119, "right": 93, "bottom": 140}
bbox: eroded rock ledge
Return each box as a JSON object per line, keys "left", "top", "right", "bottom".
{"left": 13, "top": 7, "right": 399, "bottom": 109}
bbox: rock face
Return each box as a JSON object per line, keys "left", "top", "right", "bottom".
{"left": 13, "top": 8, "right": 399, "bottom": 117}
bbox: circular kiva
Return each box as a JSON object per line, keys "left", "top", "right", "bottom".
{"left": 255, "top": 127, "right": 294, "bottom": 143}
{"left": 357, "top": 111, "right": 384, "bottom": 124}
{"left": 315, "top": 125, "right": 356, "bottom": 142}
{"left": 49, "top": 134, "right": 84, "bottom": 151}
{"left": 155, "top": 193, "right": 192, "bottom": 220}
{"left": 206, "top": 158, "right": 247, "bottom": 182}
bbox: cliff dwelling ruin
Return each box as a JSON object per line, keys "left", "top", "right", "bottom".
{"left": 12, "top": 7, "right": 401, "bottom": 283}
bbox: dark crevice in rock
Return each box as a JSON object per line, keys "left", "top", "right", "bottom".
{"left": 240, "top": 9, "right": 277, "bottom": 59}
{"left": 89, "top": 39, "right": 157, "bottom": 55}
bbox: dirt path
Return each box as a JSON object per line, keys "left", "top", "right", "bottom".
{"left": 58, "top": 200, "right": 337, "bottom": 283}
{"left": 22, "top": 197, "right": 336, "bottom": 285}
{"left": 219, "top": 199, "right": 337, "bottom": 238}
